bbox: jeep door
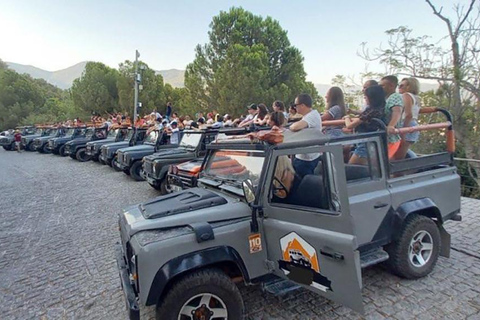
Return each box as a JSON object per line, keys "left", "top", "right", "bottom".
{"left": 260, "top": 145, "right": 364, "bottom": 313}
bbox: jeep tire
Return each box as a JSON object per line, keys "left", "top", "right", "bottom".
{"left": 3, "top": 145, "right": 11, "bottom": 151}
{"left": 59, "top": 145, "right": 67, "bottom": 157}
{"left": 156, "top": 268, "right": 243, "bottom": 320}
{"left": 112, "top": 155, "right": 122, "bottom": 171}
{"left": 129, "top": 161, "right": 144, "bottom": 181}
{"left": 42, "top": 143, "right": 51, "bottom": 154}
{"left": 160, "top": 178, "right": 171, "bottom": 194}
{"left": 385, "top": 215, "right": 440, "bottom": 279}
{"left": 76, "top": 148, "right": 91, "bottom": 162}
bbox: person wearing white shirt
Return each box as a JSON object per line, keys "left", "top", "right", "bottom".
{"left": 289, "top": 93, "right": 322, "bottom": 178}
{"left": 239, "top": 104, "right": 258, "bottom": 127}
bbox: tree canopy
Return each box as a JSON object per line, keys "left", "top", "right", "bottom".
{"left": 184, "top": 7, "right": 319, "bottom": 116}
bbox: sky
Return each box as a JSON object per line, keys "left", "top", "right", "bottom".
{"left": 0, "top": 0, "right": 467, "bottom": 84}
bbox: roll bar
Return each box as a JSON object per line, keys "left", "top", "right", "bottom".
{"left": 322, "top": 107, "right": 455, "bottom": 153}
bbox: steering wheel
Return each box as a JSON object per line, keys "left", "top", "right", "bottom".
{"left": 273, "top": 177, "right": 289, "bottom": 196}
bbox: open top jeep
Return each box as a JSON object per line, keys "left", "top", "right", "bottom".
{"left": 34, "top": 127, "right": 67, "bottom": 153}
{"left": 116, "top": 129, "right": 175, "bottom": 181}
{"left": 48, "top": 127, "right": 86, "bottom": 156}
{"left": 116, "top": 109, "right": 461, "bottom": 319}
{"left": 21, "top": 126, "right": 54, "bottom": 151}
{"left": 142, "top": 128, "right": 246, "bottom": 193}
{"left": 63, "top": 126, "right": 108, "bottom": 161}
{"left": 0, "top": 126, "right": 36, "bottom": 151}
{"left": 99, "top": 127, "right": 147, "bottom": 167}
{"left": 86, "top": 126, "right": 130, "bottom": 162}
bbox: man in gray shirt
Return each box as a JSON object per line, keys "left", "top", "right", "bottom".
{"left": 289, "top": 93, "right": 322, "bottom": 177}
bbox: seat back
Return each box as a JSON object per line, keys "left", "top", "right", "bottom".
{"left": 289, "top": 174, "right": 328, "bottom": 209}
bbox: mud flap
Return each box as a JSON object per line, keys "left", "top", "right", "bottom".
{"left": 439, "top": 224, "right": 451, "bottom": 258}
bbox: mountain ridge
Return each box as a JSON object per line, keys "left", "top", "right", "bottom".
{"left": 5, "top": 61, "right": 186, "bottom": 90}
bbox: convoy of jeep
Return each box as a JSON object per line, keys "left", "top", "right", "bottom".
{"left": 115, "top": 109, "right": 462, "bottom": 320}
{"left": 0, "top": 108, "right": 464, "bottom": 320}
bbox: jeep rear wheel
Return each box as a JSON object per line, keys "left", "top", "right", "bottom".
{"left": 76, "top": 148, "right": 91, "bottom": 162}
{"left": 156, "top": 268, "right": 243, "bottom": 320}
{"left": 129, "top": 161, "right": 145, "bottom": 181}
{"left": 385, "top": 215, "right": 440, "bottom": 279}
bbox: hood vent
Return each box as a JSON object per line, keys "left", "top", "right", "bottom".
{"left": 140, "top": 188, "right": 227, "bottom": 219}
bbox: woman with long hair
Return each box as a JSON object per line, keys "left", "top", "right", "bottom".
{"left": 322, "top": 86, "right": 347, "bottom": 137}
{"left": 344, "top": 85, "right": 386, "bottom": 165}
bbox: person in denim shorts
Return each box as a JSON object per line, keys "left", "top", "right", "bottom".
{"left": 396, "top": 77, "right": 421, "bottom": 159}
{"left": 343, "top": 85, "right": 386, "bottom": 165}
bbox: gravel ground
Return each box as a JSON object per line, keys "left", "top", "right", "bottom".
{"left": 0, "top": 149, "right": 479, "bottom": 320}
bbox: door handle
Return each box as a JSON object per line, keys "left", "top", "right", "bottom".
{"left": 320, "top": 250, "right": 344, "bottom": 261}
{"left": 374, "top": 202, "right": 389, "bottom": 209}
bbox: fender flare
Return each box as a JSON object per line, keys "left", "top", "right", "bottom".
{"left": 392, "top": 198, "right": 442, "bottom": 240}
{"left": 146, "top": 246, "right": 249, "bottom": 306}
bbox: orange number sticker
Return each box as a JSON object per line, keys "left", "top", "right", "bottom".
{"left": 249, "top": 234, "right": 262, "bottom": 254}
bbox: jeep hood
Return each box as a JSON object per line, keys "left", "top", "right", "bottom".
{"left": 120, "top": 188, "right": 250, "bottom": 237}
{"left": 144, "top": 148, "right": 190, "bottom": 162}
{"left": 120, "top": 145, "right": 154, "bottom": 153}
{"left": 103, "top": 141, "right": 130, "bottom": 149}
{"left": 66, "top": 137, "right": 90, "bottom": 145}
{"left": 87, "top": 137, "right": 115, "bottom": 147}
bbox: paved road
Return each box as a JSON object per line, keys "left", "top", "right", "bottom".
{"left": 0, "top": 149, "right": 479, "bottom": 320}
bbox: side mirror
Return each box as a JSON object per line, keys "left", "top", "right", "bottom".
{"left": 242, "top": 179, "right": 256, "bottom": 204}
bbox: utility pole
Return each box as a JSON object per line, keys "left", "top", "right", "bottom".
{"left": 133, "top": 50, "right": 140, "bottom": 126}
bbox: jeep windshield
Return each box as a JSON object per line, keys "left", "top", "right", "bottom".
{"left": 85, "top": 128, "right": 95, "bottom": 139}
{"left": 35, "top": 128, "right": 43, "bottom": 135}
{"left": 179, "top": 132, "right": 202, "bottom": 149}
{"left": 145, "top": 131, "right": 158, "bottom": 144}
{"left": 65, "top": 128, "right": 75, "bottom": 136}
{"left": 202, "top": 149, "right": 265, "bottom": 190}
{"left": 108, "top": 129, "right": 118, "bottom": 138}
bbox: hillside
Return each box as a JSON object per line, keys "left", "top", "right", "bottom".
{"left": 6, "top": 61, "right": 88, "bottom": 90}
{"left": 156, "top": 69, "right": 185, "bottom": 88}
{"left": 6, "top": 61, "right": 186, "bottom": 89}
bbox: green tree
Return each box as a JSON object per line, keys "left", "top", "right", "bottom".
{"left": 359, "top": 0, "right": 480, "bottom": 194}
{"left": 185, "top": 7, "right": 318, "bottom": 117}
{"left": 117, "top": 60, "right": 166, "bottom": 116}
{"left": 0, "top": 62, "right": 65, "bottom": 130}
{"left": 71, "top": 62, "right": 119, "bottom": 115}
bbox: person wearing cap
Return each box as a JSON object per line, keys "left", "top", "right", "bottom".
{"left": 239, "top": 104, "right": 258, "bottom": 127}
{"left": 289, "top": 93, "right": 322, "bottom": 178}
{"left": 14, "top": 130, "right": 22, "bottom": 152}
{"left": 169, "top": 120, "right": 180, "bottom": 144}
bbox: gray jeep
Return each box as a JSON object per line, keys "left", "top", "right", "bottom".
{"left": 116, "top": 123, "right": 461, "bottom": 319}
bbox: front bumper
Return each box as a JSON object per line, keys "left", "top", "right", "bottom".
{"left": 115, "top": 243, "right": 140, "bottom": 320}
